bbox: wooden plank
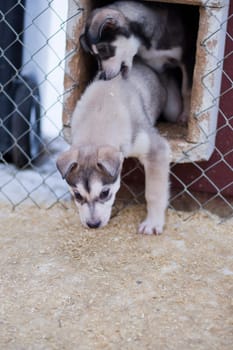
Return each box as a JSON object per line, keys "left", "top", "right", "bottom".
{"left": 62, "top": 0, "right": 93, "bottom": 143}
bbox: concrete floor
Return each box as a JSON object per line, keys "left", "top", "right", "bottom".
{"left": 0, "top": 202, "right": 233, "bottom": 349}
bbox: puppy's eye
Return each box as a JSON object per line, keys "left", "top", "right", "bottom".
{"left": 74, "top": 192, "right": 84, "bottom": 202}
{"left": 97, "top": 46, "right": 106, "bottom": 55}
{"left": 99, "top": 189, "right": 110, "bottom": 200}
{"left": 96, "top": 43, "right": 115, "bottom": 60}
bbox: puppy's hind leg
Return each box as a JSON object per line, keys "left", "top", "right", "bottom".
{"left": 177, "top": 63, "right": 191, "bottom": 124}
{"left": 139, "top": 133, "right": 170, "bottom": 235}
{"left": 162, "top": 70, "right": 183, "bottom": 123}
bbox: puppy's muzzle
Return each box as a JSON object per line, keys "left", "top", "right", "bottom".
{"left": 99, "top": 71, "right": 107, "bottom": 80}
{"left": 98, "top": 62, "right": 128, "bottom": 81}
{"left": 120, "top": 62, "right": 128, "bottom": 78}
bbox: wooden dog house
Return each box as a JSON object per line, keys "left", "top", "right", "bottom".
{"left": 62, "top": 0, "right": 230, "bottom": 163}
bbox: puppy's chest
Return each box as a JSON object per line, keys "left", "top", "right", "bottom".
{"left": 139, "top": 45, "right": 182, "bottom": 72}
{"left": 126, "top": 131, "right": 151, "bottom": 158}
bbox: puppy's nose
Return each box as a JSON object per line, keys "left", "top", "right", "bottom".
{"left": 87, "top": 220, "right": 101, "bottom": 229}
{"left": 99, "top": 71, "right": 106, "bottom": 80}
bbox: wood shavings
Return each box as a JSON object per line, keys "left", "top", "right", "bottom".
{"left": 0, "top": 203, "right": 232, "bottom": 349}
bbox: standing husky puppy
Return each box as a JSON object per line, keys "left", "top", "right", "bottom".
{"left": 80, "top": 1, "right": 197, "bottom": 122}
{"left": 56, "top": 61, "right": 178, "bottom": 234}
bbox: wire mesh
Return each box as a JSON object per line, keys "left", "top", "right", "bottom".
{"left": 0, "top": 0, "right": 232, "bottom": 222}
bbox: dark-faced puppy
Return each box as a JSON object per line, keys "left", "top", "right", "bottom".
{"left": 80, "top": 6, "right": 135, "bottom": 79}
{"left": 80, "top": 1, "right": 198, "bottom": 122}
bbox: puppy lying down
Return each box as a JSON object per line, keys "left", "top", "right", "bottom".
{"left": 57, "top": 61, "right": 180, "bottom": 234}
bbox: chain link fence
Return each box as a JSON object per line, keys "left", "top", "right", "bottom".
{"left": 0, "top": 0, "right": 232, "bottom": 221}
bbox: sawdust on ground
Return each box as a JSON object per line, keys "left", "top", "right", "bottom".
{"left": 0, "top": 202, "right": 233, "bottom": 350}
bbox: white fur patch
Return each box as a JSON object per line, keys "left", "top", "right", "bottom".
{"left": 89, "top": 181, "right": 104, "bottom": 199}
{"left": 131, "top": 131, "right": 150, "bottom": 157}
{"left": 92, "top": 44, "right": 98, "bottom": 55}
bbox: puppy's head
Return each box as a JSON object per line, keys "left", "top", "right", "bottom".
{"left": 80, "top": 8, "right": 138, "bottom": 79}
{"left": 56, "top": 145, "right": 123, "bottom": 229}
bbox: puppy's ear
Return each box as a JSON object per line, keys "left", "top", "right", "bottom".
{"left": 99, "top": 17, "right": 119, "bottom": 38}
{"left": 97, "top": 146, "right": 123, "bottom": 178}
{"left": 56, "top": 148, "right": 79, "bottom": 180}
{"left": 79, "top": 33, "right": 91, "bottom": 53}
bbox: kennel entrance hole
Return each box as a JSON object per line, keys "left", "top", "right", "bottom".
{"left": 63, "top": 0, "right": 229, "bottom": 163}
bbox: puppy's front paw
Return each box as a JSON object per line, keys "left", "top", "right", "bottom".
{"left": 138, "top": 218, "right": 164, "bottom": 235}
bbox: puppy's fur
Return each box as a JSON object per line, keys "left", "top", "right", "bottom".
{"left": 57, "top": 61, "right": 175, "bottom": 234}
{"left": 80, "top": 1, "right": 198, "bottom": 123}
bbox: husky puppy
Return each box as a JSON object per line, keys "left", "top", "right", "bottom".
{"left": 80, "top": 1, "right": 197, "bottom": 122}
{"left": 56, "top": 61, "right": 179, "bottom": 234}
